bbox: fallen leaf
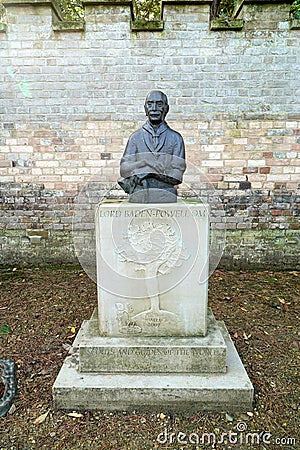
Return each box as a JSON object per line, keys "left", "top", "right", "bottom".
{"left": 243, "top": 332, "right": 252, "bottom": 340}
{"left": 33, "top": 411, "right": 49, "bottom": 425}
{"left": 225, "top": 413, "right": 233, "bottom": 421}
{"left": 62, "top": 343, "right": 72, "bottom": 351}
{"left": 37, "top": 368, "right": 53, "bottom": 376}
{"left": 8, "top": 404, "right": 16, "bottom": 415}
{"left": 240, "top": 414, "right": 249, "bottom": 421}
{"left": 67, "top": 412, "right": 83, "bottom": 418}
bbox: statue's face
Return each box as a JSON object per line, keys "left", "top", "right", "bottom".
{"left": 144, "top": 91, "right": 169, "bottom": 125}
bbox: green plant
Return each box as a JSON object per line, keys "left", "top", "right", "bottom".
{"left": 218, "top": 0, "right": 235, "bottom": 18}
{"left": 134, "top": 0, "right": 161, "bottom": 21}
{"left": 57, "top": 0, "right": 84, "bottom": 21}
{"left": 0, "top": 1, "right": 7, "bottom": 23}
{"left": 290, "top": 0, "right": 300, "bottom": 19}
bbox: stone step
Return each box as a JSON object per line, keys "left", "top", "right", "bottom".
{"left": 76, "top": 308, "right": 227, "bottom": 374}
{"left": 52, "top": 322, "right": 253, "bottom": 413}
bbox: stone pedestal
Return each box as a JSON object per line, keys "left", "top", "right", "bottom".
{"left": 53, "top": 201, "right": 253, "bottom": 412}
{"left": 96, "top": 202, "right": 209, "bottom": 337}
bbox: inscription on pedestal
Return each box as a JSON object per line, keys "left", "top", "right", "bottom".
{"left": 96, "top": 202, "right": 209, "bottom": 337}
{"left": 78, "top": 310, "right": 228, "bottom": 374}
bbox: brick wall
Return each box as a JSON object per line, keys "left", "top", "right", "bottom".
{"left": 0, "top": 0, "right": 299, "bottom": 269}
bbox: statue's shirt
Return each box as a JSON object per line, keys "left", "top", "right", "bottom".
{"left": 120, "top": 121, "right": 186, "bottom": 184}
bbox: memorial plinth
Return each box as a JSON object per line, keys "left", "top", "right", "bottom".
{"left": 53, "top": 201, "right": 253, "bottom": 412}
{"left": 96, "top": 203, "right": 209, "bottom": 337}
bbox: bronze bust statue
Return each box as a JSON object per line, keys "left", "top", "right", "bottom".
{"left": 118, "top": 90, "right": 186, "bottom": 203}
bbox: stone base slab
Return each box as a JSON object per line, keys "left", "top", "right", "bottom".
{"left": 76, "top": 308, "right": 227, "bottom": 374}
{"left": 53, "top": 322, "right": 253, "bottom": 413}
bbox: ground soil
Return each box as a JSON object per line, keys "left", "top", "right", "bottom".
{"left": 0, "top": 267, "right": 299, "bottom": 450}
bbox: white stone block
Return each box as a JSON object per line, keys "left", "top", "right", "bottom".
{"left": 96, "top": 201, "right": 209, "bottom": 337}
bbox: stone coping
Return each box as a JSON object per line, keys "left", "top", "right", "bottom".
{"left": 210, "top": 19, "right": 244, "bottom": 30}
{"left": 131, "top": 19, "right": 164, "bottom": 32}
{"left": 52, "top": 20, "right": 85, "bottom": 31}
{"left": 81, "top": 0, "right": 213, "bottom": 5}
{"left": 2, "top": 0, "right": 296, "bottom": 32}
{"left": 290, "top": 18, "right": 300, "bottom": 28}
{"left": 3, "top": 0, "right": 64, "bottom": 21}
{"left": 3, "top": 0, "right": 293, "bottom": 6}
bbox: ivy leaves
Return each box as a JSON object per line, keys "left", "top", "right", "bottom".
{"left": 290, "top": 0, "right": 300, "bottom": 19}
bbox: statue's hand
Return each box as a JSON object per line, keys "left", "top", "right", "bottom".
{"left": 154, "top": 162, "right": 165, "bottom": 173}
{"left": 148, "top": 160, "right": 165, "bottom": 174}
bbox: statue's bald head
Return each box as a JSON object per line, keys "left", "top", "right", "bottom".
{"left": 144, "top": 90, "right": 169, "bottom": 125}
{"left": 145, "top": 90, "right": 168, "bottom": 105}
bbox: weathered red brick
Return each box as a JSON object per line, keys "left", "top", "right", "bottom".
{"left": 243, "top": 167, "right": 258, "bottom": 174}
{"left": 260, "top": 167, "right": 271, "bottom": 174}
{"left": 263, "top": 152, "right": 273, "bottom": 158}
